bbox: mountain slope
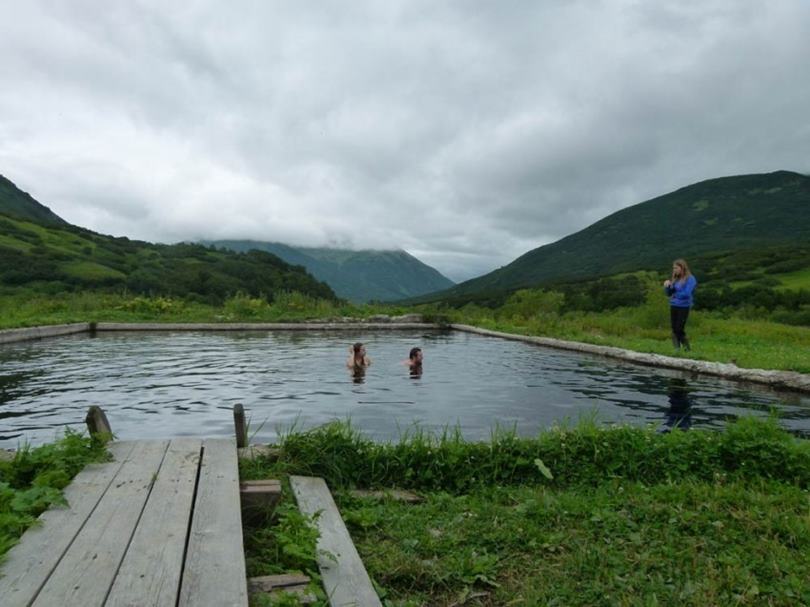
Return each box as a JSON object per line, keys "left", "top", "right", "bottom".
{"left": 0, "top": 178, "right": 335, "bottom": 302}
{"left": 0, "top": 174, "right": 67, "bottom": 225}
{"left": 206, "top": 240, "right": 455, "bottom": 302}
{"left": 420, "top": 170, "right": 810, "bottom": 302}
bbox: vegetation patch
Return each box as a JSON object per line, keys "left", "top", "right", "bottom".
{"left": 241, "top": 418, "right": 809, "bottom": 492}
{"left": 242, "top": 419, "right": 810, "bottom": 606}
{"left": 0, "top": 291, "right": 405, "bottom": 330}
{"left": 0, "top": 431, "right": 109, "bottom": 563}
{"left": 243, "top": 491, "right": 328, "bottom": 606}
{"left": 61, "top": 260, "right": 127, "bottom": 282}
{"left": 339, "top": 480, "right": 808, "bottom": 606}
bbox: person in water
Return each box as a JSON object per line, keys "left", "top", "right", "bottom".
{"left": 347, "top": 342, "right": 371, "bottom": 368}
{"left": 405, "top": 347, "right": 423, "bottom": 376}
{"left": 663, "top": 258, "right": 697, "bottom": 351}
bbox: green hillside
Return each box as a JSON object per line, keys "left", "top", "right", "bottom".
{"left": 0, "top": 174, "right": 67, "bottom": 225}
{"left": 0, "top": 177, "right": 337, "bottom": 303}
{"left": 206, "top": 240, "right": 455, "bottom": 302}
{"left": 419, "top": 170, "right": 810, "bottom": 302}
{"left": 0, "top": 214, "right": 336, "bottom": 302}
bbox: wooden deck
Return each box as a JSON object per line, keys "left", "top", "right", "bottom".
{"left": 0, "top": 438, "right": 248, "bottom": 607}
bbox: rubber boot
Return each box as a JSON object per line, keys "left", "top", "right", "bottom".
{"left": 682, "top": 337, "right": 691, "bottom": 352}
{"left": 672, "top": 334, "right": 680, "bottom": 350}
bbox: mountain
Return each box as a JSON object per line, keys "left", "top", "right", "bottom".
{"left": 417, "top": 170, "right": 810, "bottom": 302}
{"left": 0, "top": 174, "right": 67, "bottom": 225}
{"left": 0, "top": 178, "right": 336, "bottom": 302}
{"left": 205, "top": 240, "right": 455, "bottom": 302}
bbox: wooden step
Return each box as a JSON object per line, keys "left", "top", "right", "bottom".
{"left": 290, "top": 476, "right": 382, "bottom": 607}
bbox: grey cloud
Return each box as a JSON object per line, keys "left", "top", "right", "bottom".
{"left": 1, "top": 1, "right": 809, "bottom": 282}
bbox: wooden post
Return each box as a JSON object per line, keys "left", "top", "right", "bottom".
{"left": 85, "top": 406, "right": 113, "bottom": 442}
{"left": 233, "top": 404, "right": 247, "bottom": 448}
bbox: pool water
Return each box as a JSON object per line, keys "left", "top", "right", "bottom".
{"left": 1, "top": 330, "right": 808, "bottom": 447}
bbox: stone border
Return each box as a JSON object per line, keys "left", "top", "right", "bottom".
{"left": 452, "top": 324, "right": 810, "bottom": 393}
{"left": 0, "top": 323, "right": 90, "bottom": 345}
{"left": 94, "top": 322, "right": 439, "bottom": 331}
{"left": 0, "top": 321, "right": 442, "bottom": 345}
{"left": 2, "top": 321, "right": 808, "bottom": 393}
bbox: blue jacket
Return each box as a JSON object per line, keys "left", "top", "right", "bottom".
{"left": 665, "top": 275, "right": 697, "bottom": 308}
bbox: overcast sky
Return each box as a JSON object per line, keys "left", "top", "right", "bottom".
{"left": 1, "top": 1, "right": 809, "bottom": 281}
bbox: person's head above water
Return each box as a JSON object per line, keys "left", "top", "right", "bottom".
{"left": 409, "top": 347, "right": 422, "bottom": 361}
{"left": 348, "top": 342, "right": 370, "bottom": 368}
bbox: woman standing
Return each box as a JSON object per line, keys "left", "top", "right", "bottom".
{"left": 663, "top": 259, "right": 697, "bottom": 351}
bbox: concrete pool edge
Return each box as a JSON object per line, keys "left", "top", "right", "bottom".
{"left": 0, "top": 322, "right": 91, "bottom": 345}
{"left": 451, "top": 324, "right": 810, "bottom": 393}
{"left": 0, "top": 321, "right": 442, "bottom": 345}
{"left": 2, "top": 321, "right": 807, "bottom": 393}
{"left": 93, "top": 321, "right": 438, "bottom": 331}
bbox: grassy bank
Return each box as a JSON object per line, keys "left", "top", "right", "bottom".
{"left": 2, "top": 289, "right": 809, "bottom": 375}
{"left": 241, "top": 419, "right": 810, "bottom": 606}
{"left": 0, "top": 290, "right": 401, "bottom": 330}
{"left": 442, "top": 295, "right": 810, "bottom": 374}
{"left": 0, "top": 432, "right": 109, "bottom": 562}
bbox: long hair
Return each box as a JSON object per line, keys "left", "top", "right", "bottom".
{"left": 672, "top": 258, "right": 691, "bottom": 283}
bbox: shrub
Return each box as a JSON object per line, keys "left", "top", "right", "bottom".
{"left": 246, "top": 417, "right": 810, "bottom": 493}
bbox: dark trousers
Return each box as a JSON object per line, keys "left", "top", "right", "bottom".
{"left": 670, "top": 306, "right": 690, "bottom": 345}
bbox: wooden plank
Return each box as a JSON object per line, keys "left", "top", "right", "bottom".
{"left": 290, "top": 476, "right": 382, "bottom": 607}
{"left": 31, "top": 440, "right": 170, "bottom": 607}
{"left": 248, "top": 574, "right": 315, "bottom": 604}
{"left": 105, "top": 439, "right": 202, "bottom": 607}
{"left": 248, "top": 573, "right": 310, "bottom": 592}
{"left": 349, "top": 489, "right": 423, "bottom": 503}
{"left": 178, "top": 438, "right": 248, "bottom": 607}
{"left": 0, "top": 441, "right": 136, "bottom": 607}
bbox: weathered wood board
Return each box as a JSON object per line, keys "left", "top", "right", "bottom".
{"left": 32, "top": 440, "right": 170, "bottom": 606}
{"left": 106, "top": 439, "right": 202, "bottom": 607}
{"left": 178, "top": 438, "right": 248, "bottom": 607}
{"left": 0, "top": 441, "right": 136, "bottom": 607}
{"left": 290, "top": 475, "right": 382, "bottom": 607}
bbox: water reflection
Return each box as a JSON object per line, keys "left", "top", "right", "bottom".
{"left": 659, "top": 377, "right": 694, "bottom": 432}
{"left": 350, "top": 366, "right": 366, "bottom": 384}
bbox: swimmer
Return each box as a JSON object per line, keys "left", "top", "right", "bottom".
{"left": 404, "top": 347, "right": 423, "bottom": 374}
{"left": 347, "top": 342, "right": 371, "bottom": 368}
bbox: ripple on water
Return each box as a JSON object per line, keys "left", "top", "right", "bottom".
{"left": 1, "top": 329, "right": 809, "bottom": 447}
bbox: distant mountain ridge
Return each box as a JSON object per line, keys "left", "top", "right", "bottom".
{"left": 415, "top": 170, "right": 810, "bottom": 302}
{"left": 205, "top": 240, "right": 455, "bottom": 302}
{"left": 0, "top": 174, "right": 67, "bottom": 225}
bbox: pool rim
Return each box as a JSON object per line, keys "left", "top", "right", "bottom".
{"left": 1, "top": 321, "right": 808, "bottom": 393}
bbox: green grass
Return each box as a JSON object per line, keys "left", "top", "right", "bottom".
{"left": 240, "top": 418, "right": 810, "bottom": 492}
{"left": 61, "top": 261, "right": 127, "bottom": 281}
{"left": 0, "top": 431, "right": 110, "bottom": 563}
{"left": 441, "top": 297, "right": 810, "bottom": 373}
{"left": 339, "top": 480, "right": 809, "bottom": 606}
{"left": 0, "top": 291, "right": 405, "bottom": 330}
{"left": 776, "top": 267, "right": 810, "bottom": 291}
{"left": 241, "top": 419, "right": 810, "bottom": 606}
{"left": 243, "top": 486, "right": 328, "bottom": 606}
{"left": 1, "top": 287, "right": 808, "bottom": 374}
